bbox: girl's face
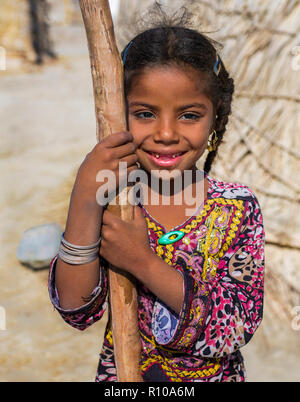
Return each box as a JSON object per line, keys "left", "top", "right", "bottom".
{"left": 127, "top": 65, "right": 215, "bottom": 177}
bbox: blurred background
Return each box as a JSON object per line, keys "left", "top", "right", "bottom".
{"left": 0, "top": 0, "right": 299, "bottom": 382}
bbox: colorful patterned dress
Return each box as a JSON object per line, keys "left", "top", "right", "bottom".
{"left": 48, "top": 172, "right": 265, "bottom": 382}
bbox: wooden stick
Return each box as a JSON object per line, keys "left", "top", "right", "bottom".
{"left": 78, "top": 0, "right": 142, "bottom": 382}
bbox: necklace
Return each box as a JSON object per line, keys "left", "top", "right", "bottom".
{"left": 158, "top": 230, "right": 185, "bottom": 245}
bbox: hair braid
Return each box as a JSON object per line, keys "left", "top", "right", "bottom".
{"left": 203, "top": 63, "right": 235, "bottom": 174}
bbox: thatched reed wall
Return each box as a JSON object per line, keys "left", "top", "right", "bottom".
{"left": 189, "top": 1, "right": 300, "bottom": 338}
{"left": 115, "top": 0, "right": 300, "bottom": 345}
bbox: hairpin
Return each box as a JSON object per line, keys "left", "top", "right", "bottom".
{"left": 213, "top": 54, "right": 221, "bottom": 76}
{"left": 122, "top": 41, "right": 133, "bottom": 65}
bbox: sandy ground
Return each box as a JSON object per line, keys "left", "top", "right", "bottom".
{"left": 0, "top": 24, "right": 299, "bottom": 382}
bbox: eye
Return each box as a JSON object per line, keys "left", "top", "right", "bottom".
{"left": 134, "top": 111, "right": 155, "bottom": 119}
{"left": 180, "top": 113, "right": 201, "bottom": 121}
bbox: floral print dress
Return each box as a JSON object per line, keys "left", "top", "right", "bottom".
{"left": 48, "top": 172, "right": 265, "bottom": 382}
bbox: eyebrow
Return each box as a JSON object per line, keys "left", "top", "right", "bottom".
{"left": 128, "top": 102, "right": 159, "bottom": 111}
{"left": 178, "top": 103, "right": 208, "bottom": 111}
{"left": 128, "top": 102, "right": 208, "bottom": 111}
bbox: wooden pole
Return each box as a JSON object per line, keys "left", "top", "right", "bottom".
{"left": 78, "top": 0, "right": 142, "bottom": 382}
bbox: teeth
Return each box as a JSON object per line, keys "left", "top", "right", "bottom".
{"left": 152, "top": 152, "right": 183, "bottom": 159}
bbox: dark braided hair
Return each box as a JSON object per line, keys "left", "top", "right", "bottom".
{"left": 121, "top": 20, "right": 234, "bottom": 174}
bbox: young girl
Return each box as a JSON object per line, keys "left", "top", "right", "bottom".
{"left": 48, "top": 23, "right": 265, "bottom": 382}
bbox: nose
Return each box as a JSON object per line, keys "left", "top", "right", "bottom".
{"left": 153, "top": 117, "right": 179, "bottom": 144}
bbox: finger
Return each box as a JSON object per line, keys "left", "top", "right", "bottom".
{"left": 102, "top": 209, "right": 119, "bottom": 225}
{"left": 113, "top": 141, "right": 137, "bottom": 160}
{"left": 103, "top": 131, "right": 134, "bottom": 148}
{"left": 119, "top": 153, "right": 138, "bottom": 167}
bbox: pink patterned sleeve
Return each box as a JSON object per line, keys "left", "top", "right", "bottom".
{"left": 48, "top": 255, "right": 108, "bottom": 331}
{"left": 153, "top": 192, "right": 265, "bottom": 357}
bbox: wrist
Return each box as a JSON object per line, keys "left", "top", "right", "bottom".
{"left": 128, "top": 247, "right": 157, "bottom": 280}
{"left": 64, "top": 192, "right": 104, "bottom": 246}
{"left": 71, "top": 187, "right": 104, "bottom": 213}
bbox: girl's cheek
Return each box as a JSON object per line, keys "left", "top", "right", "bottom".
{"left": 129, "top": 124, "right": 148, "bottom": 145}
{"left": 131, "top": 133, "right": 144, "bottom": 148}
{"left": 128, "top": 117, "right": 140, "bottom": 136}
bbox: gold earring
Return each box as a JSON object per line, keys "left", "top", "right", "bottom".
{"left": 207, "top": 130, "right": 218, "bottom": 152}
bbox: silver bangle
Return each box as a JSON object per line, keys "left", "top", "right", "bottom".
{"left": 61, "top": 233, "right": 101, "bottom": 250}
{"left": 58, "top": 232, "right": 101, "bottom": 265}
{"left": 58, "top": 249, "right": 99, "bottom": 265}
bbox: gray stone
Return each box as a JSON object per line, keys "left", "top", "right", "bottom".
{"left": 17, "top": 223, "right": 63, "bottom": 270}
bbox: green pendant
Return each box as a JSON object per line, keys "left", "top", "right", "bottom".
{"left": 158, "top": 230, "right": 185, "bottom": 245}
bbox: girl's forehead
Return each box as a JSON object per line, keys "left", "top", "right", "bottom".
{"left": 128, "top": 64, "right": 209, "bottom": 98}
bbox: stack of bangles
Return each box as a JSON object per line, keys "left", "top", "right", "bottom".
{"left": 58, "top": 232, "right": 101, "bottom": 265}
